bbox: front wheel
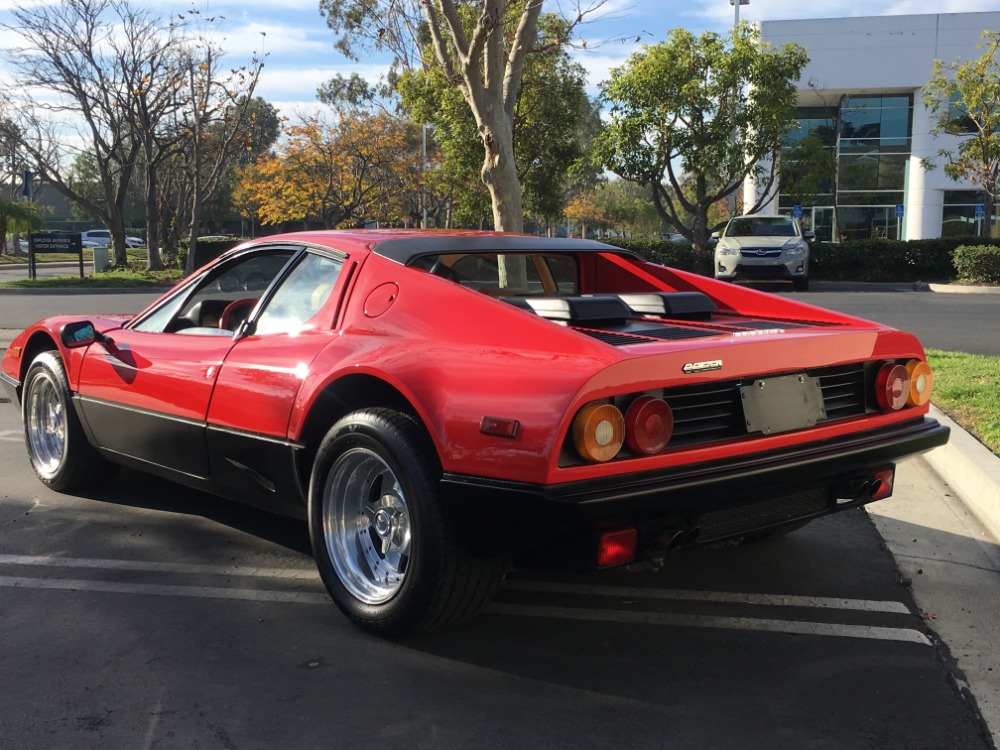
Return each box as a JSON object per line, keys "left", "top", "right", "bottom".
{"left": 309, "top": 408, "right": 504, "bottom": 637}
{"left": 22, "top": 351, "right": 118, "bottom": 491}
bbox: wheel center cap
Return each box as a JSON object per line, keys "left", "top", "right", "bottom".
{"left": 373, "top": 508, "right": 393, "bottom": 538}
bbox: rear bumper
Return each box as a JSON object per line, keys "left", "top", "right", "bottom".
{"left": 441, "top": 417, "right": 949, "bottom": 559}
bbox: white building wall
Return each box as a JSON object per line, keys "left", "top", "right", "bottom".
{"left": 754, "top": 11, "right": 1000, "bottom": 239}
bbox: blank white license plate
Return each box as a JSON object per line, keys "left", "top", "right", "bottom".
{"left": 740, "top": 373, "right": 827, "bottom": 435}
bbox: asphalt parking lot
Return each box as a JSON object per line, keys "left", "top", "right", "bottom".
{"left": 0, "top": 397, "right": 996, "bottom": 748}
{"left": 1, "top": 277, "right": 998, "bottom": 748}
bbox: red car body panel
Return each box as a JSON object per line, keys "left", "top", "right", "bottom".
{"left": 1, "top": 230, "right": 948, "bottom": 555}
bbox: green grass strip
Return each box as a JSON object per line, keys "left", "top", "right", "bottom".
{"left": 926, "top": 349, "right": 1000, "bottom": 457}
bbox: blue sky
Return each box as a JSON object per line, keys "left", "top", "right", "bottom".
{"left": 2, "top": 0, "right": 999, "bottom": 117}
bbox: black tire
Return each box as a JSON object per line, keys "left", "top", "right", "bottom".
{"left": 792, "top": 277, "right": 810, "bottom": 292}
{"left": 308, "top": 408, "right": 504, "bottom": 637}
{"left": 22, "top": 351, "right": 119, "bottom": 491}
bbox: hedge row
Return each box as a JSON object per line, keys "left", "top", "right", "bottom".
{"left": 603, "top": 236, "right": 1000, "bottom": 284}
{"left": 953, "top": 244, "right": 1000, "bottom": 284}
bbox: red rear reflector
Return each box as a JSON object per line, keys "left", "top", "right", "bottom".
{"left": 597, "top": 528, "right": 638, "bottom": 567}
{"left": 870, "top": 468, "right": 895, "bottom": 500}
{"left": 480, "top": 416, "right": 520, "bottom": 439}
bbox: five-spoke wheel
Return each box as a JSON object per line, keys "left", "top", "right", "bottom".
{"left": 309, "top": 408, "right": 504, "bottom": 637}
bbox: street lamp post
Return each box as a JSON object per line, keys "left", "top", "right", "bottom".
{"left": 731, "top": 0, "right": 749, "bottom": 26}
{"left": 728, "top": 0, "right": 749, "bottom": 218}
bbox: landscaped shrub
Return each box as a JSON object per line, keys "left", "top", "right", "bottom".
{"left": 809, "top": 238, "right": 969, "bottom": 282}
{"left": 582, "top": 235, "right": 1000, "bottom": 283}
{"left": 953, "top": 244, "right": 1000, "bottom": 283}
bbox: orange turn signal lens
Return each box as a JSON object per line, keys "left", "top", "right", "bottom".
{"left": 875, "top": 363, "right": 910, "bottom": 411}
{"left": 572, "top": 402, "right": 625, "bottom": 463}
{"left": 625, "top": 396, "right": 674, "bottom": 455}
{"left": 905, "top": 360, "right": 934, "bottom": 406}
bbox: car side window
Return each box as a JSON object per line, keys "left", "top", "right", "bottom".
{"left": 131, "top": 250, "right": 295, "bottom": 334}
{"left": 253, "top": 252, "right": 344, "bottom": 336}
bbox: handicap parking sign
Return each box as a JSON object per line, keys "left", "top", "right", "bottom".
{"left": 895, "top": 204, "right": 904, "bottom": 218}
{"left": 976, "top": 204, "right": 985, "bottom": 218}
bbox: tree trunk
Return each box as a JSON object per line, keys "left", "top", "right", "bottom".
{"left": 986, "top": 192, "right": 996, "bottom": 239}
{"left": 479, "top": 118, "right": 523, "bottom": 233}
{"left": 145, "top": 170, "right": 163, "bottom": 271}
{"left": 108, "top": 211, "right": 128, "bottom": 266}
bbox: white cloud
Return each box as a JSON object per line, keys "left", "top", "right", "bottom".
{"left": 257, "top": 63, "right": 391, "bottom": 104}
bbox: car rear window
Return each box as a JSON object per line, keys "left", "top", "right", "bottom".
{"left": 411, "top": 253, "right": 578, "bottom": 296}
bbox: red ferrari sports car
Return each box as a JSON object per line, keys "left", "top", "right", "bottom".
{"left": 1, "top": 230, "right": 948, "bottom": 636}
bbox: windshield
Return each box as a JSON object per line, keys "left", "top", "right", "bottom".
{"left": 725, "top": 217, "right": 798, "bottom": 238}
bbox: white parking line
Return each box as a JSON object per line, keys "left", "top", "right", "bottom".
{"left": 486, "top": 603, "right": 932, "bottom": 645}
{"left": 503, "top": 580, "right": 912, "bottom": 614}
{"left": 0, "top": 554, "right": 318, "bottom": 580}
{"left": 0, "top": 575, "right": 331, "bottom": 605}
{"left": 0, "top": 555, "right": 929, "bottom": 644}
{"left": 0, "top": 430, "right": 22, "bottom": 442}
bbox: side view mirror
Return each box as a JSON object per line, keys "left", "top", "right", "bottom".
{"left": 60, "top": 321, "right": 114, "bottom": 349}
{"left": 711, "top": 231, "right": 721, "bottom": 239}
{"left": 803, "top": 231, "right": 816, "bottom": 240}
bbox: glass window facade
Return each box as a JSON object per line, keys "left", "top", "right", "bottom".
{"left": 779, "top": 95, "right": 913, "bottom": 242}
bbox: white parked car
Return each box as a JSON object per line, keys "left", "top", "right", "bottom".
{"left": 713, "top": 215, "right": 813, "bottom": 291}
{"left": 80, "top": 229, "right": 144, "bottom": 248}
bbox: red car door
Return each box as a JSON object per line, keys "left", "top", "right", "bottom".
{"left": 75, "top": 247, "right": 302, "bottom": 478}
{"left": 76, "top": 330, "right": 235, "bottom": 477}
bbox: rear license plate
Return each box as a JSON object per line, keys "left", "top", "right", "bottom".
{"left": 740, "top": 373, "right": 827, "bottom": 435}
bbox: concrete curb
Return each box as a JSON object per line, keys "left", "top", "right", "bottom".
{"left": 927, "top": 282, "right": 1000, "bottom": 295}
{"left": 924, "top": 405, "right": 1000, "bottom": 542}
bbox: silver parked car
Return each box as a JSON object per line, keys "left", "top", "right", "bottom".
{"left": 80, "top": 229, "right": 144, "bottom": 248}
{"left": 713, "top": 215, "right": 813, "bottom": 291}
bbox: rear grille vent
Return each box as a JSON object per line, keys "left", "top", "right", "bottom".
{"left": 575, "top": 317, "right": 835, "bottom": 347}
{"left": 572, "top": 325, "right": 721, "bottom": 344}
{"left": 663, "top": 364, "right": 870, "bottom": 448}
{"left": 813, "top": 363, "right": 868, "bottom": 420}
{"left": 663, "top": 383, "right": 745, "bottom": 446}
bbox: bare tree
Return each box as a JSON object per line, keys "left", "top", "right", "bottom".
{"left": 3, "top": 0, "right": 145, "bottom": 265}
{"left": 173, "top": 25, "right": 264, "bottom": 274}
{"left": 117, "top": 6, "right": 186, "bottom": 270}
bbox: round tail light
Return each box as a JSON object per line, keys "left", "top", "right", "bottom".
{"left": 625, "top": 396, "right": 674, "bottom": 455}
{"left": 905, "top": 360, "right": 934, "bottom": 406}
{"left": 573, "top": 402, "right": 625, "bottom": 463}
{"left": 875, "top": 363, "right": 910, "bottom": 411}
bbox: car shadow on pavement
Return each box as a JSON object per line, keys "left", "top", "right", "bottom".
{"left": 73, "top": 466, "right": 313, "bottom": 557}
{"left": 391, "top": 510, "right": 998, "bottom": 749}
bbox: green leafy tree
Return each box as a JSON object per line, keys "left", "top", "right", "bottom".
{"left": 0, "top": 195, "right": 43, "bottom": 254}
{"left": 596, "top": 24, "right": 809, "bottom": 251}
{"left": 319, "top": 0, "right": 607, "bottom": 233}
{"left": 397, "top": 13, "right": 597, "bottom": 229}
{"left": 922, "top": 30, "right": 1000, "bottom": 238}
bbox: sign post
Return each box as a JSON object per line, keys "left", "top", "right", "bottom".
{"left": 28, "top": 232, "right": 84, "bottom": 280}
{"left": 895, "top": 204, "right": 904, "bottom": 241}
{"left": 976, "top": 204, "right": 985, "bottom": 236}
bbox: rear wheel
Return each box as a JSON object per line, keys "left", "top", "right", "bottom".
{"left": 309, "top": 408, "right": 504, "bottom": 637}
{"left": 22, "top": 351, "right": 118, "bottom": 491}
